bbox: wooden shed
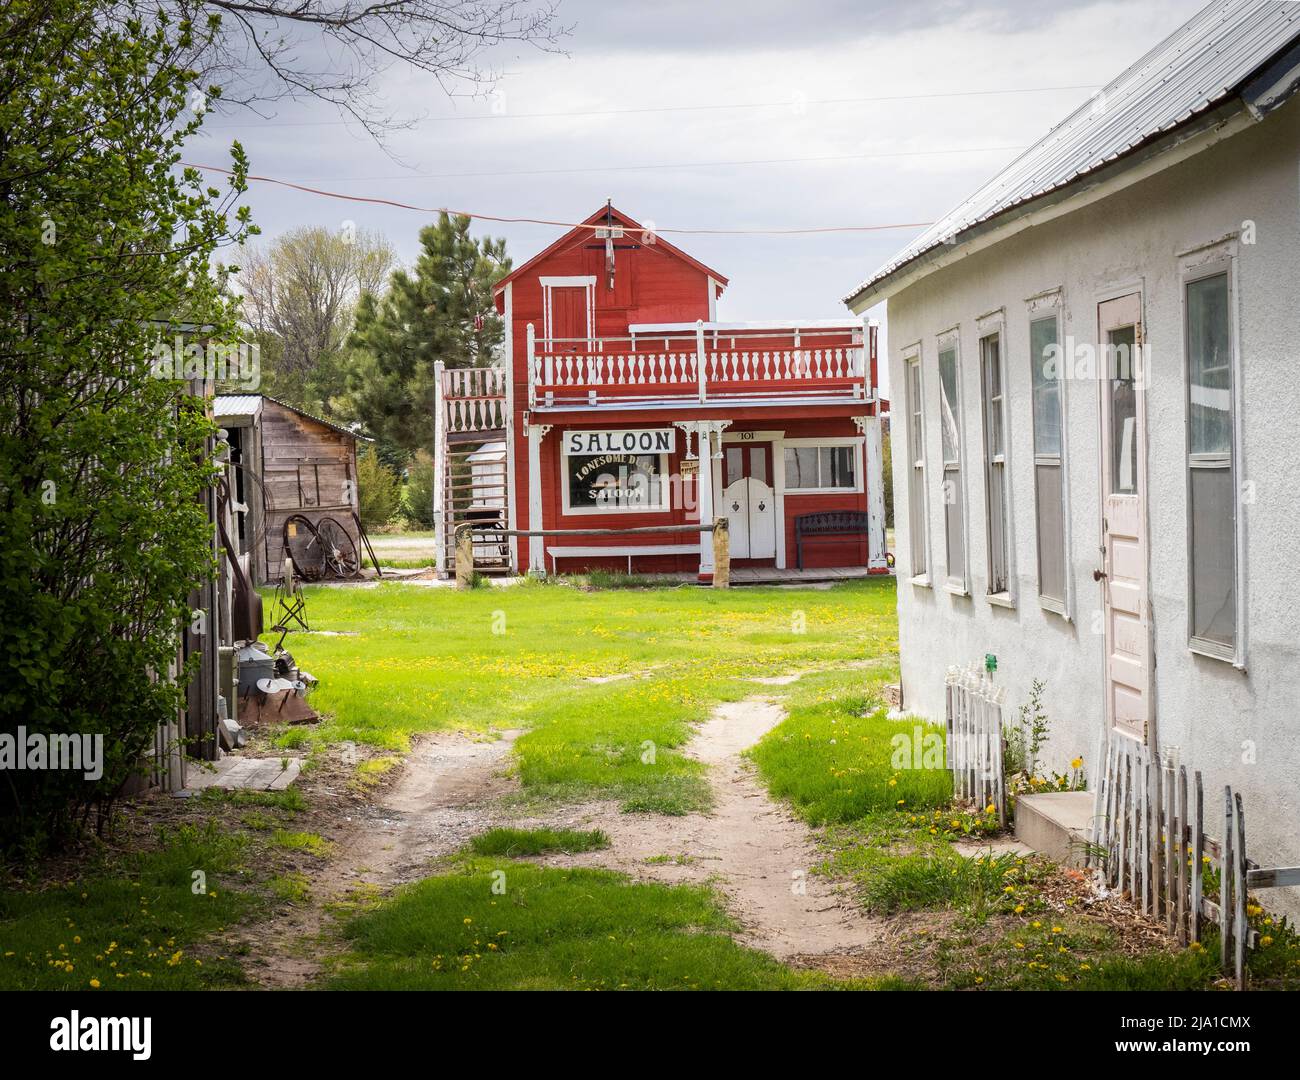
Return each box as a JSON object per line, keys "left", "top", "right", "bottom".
{"left": 214, "top": 394, "right": 366, "bottom": 585}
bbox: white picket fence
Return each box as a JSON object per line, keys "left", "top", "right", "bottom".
{"left": 1088, "top": 734, "right": 1300, "bottom": 989}
{"left": 944, "top": 665, "right": 1007, "bottom": 827}
{"left": 944, "top": 669, "right": 1300, "bottom": 988}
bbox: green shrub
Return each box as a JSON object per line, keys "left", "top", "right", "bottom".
{"left": 0, "top": 4, "right": 251, "bottom": 851}
{"left": 356, "top": 445, "right": 401, "bottom": 527}
{"left": 402, "top": 448, "right": 435, "bottom": 527}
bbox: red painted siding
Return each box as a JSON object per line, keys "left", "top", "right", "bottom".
{"left": 497, "top": 207, "right": 879, "bottom": 574}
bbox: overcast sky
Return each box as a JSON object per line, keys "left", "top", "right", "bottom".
{"left": 190, "top": 0, "right": 1208, "bottom": 383}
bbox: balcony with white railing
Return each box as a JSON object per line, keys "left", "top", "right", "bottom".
{"left": 437, "top": 364, "right": 509, "bottom": 435}
{"left": 526, "top": 320, "right": 875, "bottom": 410}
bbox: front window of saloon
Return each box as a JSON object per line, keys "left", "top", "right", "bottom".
{"left": 563, "top": 452, "right": 669, "bottom": 513}
{"left": 937, "top": 342, "right": 966, "bottom": 590}
{"left": 1185, "top": 271, "right": 1236, "bottom": 655}
{"left": 784, "top": 444, "right": 857, "bottom": 490}
{"left": 1030, "top": 314, "right": 1066, "bottom": 606}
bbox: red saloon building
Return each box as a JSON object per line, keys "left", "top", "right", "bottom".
{"left": 433, "top": 204, "right": 887, "bottom": 581}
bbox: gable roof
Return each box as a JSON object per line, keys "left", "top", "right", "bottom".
{"left": 845, "top": 0, "right": 1300, "bottom": 308}
{"left": 492, "top": 204, "right": 729, "bottom": 307}
{"left": 213, "top": 394, "right": 370, "bottom": 441}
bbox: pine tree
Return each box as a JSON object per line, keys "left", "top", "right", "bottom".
{"left": 348, "top": 213, "right": 509, "bottom": 454}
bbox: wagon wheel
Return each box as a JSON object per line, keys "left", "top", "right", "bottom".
{"left": 316, "top": 515, "right": 359, "bottom": 579}
{"left": 282, "top": 513, "right": 325, "bottom": 581}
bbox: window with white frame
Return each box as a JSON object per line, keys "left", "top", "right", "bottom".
{"left": 783, "top": 443, "right": 858, "bottom": 491}
{"left": 905, "top": 354, "right": 928, "bottom": 579}
{"left": 980, "top": 332, "right": 1010, "bottom": 595}
{"left": 563, "top": 451, "right": 670, "bottom": 514}
{"left": 1029, "top": 314, "right": 1067, "bottom": 607}
{"left": 937, "top": 340, "right": 966, "bottom": 590}
{"left": 1184, "top": 270, "right": 1237, "bottom": 657}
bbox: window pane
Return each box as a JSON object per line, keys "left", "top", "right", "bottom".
{"left": 981, "top": 334, "right": 1008, "bottom": 593}
{"left": 1190, "top": 465, "right": 1235, "bottom": 646}
{"left": 981, "top": 336, "right": 1003, "bottom": 458}
{"left": 906, "top": 360, "right": 927, "bottom": 577}
{"left": 1187, "top": 274, "right": 1231, "bottom": 455}
{"left": 945, "top": 476, "right": 964, "bottom": 581}
{"left": 987, "top": 463, "right": 1007, "bottom": 592}
{"left": 817, "top": 446, "right": 854, "bottom": 488}
{"left": 909, "top": 464, "right": 926, "bottom": 576}
{"left": 908, "top": 362, "right": 924, "bottom": 463}
{"left": 784, "top": 446, "right": 817, "bottom": 488}
{"left": 1030, "top": 316, "right": 1061, "bottom": 456}
{"left": 567, "top": 453, "right": 664, "bottom": 509}
{"left": 938, "top": 346, "right": 960, "bottom": 464}
{"left": 1035, "top": 463, "right": 1065, "bottom": 602}
{"left": 748, "top": 446, "right": 768, "bottom": 485}
{"left": 725, "top": 447, "right": 744, "bottom": 487}
{"left": 1108, "top": 326, "right": 1137, "bottom": 495}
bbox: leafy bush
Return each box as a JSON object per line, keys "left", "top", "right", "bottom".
{"left": 402, "top": 448, "right": 435, "bottom": 527}
{"left": 0, "top": 3, "right": 251, "bottom": 851}
{"left": 356, "top": 445, "right": 401, "bottom": 527}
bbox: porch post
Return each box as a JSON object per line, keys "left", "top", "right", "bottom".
{"left": 526, "top": 322, "right": 537, "bottom": 409}
{"left": 695, "top": 319, "right": 707, "bottom": 403}
{"left": 696, "top": 421, "right": 715, "bottom": 581}
{"left": 861, "top": 414, "right": 888, "bottom": 570}
{"left": 433, "top": 360, "right": 447, "bottom": 578}
{"left": 526, "top": 421, "right": 551, "bottom": 575}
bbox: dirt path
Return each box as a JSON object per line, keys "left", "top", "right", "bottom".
{"left": 239, "top": 691, "right": 879, "bottom": 986}
{"left": 544, "top": 696, "right": 879, "bottom": 960}
{"left": 238, "top": 730, "right": 520, "bottom": 988}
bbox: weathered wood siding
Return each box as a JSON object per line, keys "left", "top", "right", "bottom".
{"left": 258, "top": 400, "right": 360, "bottom": 584}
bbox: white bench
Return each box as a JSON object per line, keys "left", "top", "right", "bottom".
{"left": 546, "top": 543, "right": 699, "bottom": 575}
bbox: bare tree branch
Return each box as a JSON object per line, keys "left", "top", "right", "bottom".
{"left": 132, "top": 0, "right": 569, "bottom": 143}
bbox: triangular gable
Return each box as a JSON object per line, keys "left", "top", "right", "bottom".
{"left": 492, "top": 205, "right": 728, "bottom": 311}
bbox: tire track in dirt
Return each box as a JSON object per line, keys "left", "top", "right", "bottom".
{"left": 544, "top": 695, "right": 881, "bottom": 960}
{"left": 237, "top": 730, "right": 520, "bottom": 988}
{"left": 239, "top": 691, "right": 881, "bottom": 986}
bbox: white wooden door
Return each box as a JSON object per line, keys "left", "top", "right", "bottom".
{"left": 723, "top": 444, "right": 776, "bottom": 559}
{"left": 1097, "top": 293, "right": 1152, "bottom": 744}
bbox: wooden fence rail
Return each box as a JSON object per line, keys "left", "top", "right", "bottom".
{"left": 452, "top": 519, "right": 731, "bottom": 589}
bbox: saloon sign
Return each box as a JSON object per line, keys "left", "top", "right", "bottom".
{"left": 563, "top": 428, "right": 675, "bottom": 457}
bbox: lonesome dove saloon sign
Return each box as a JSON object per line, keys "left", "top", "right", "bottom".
{"left": 563, "top": 428, "right": 675, "bottom": 457}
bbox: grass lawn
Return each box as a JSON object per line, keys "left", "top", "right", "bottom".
{"left": 328, "top": 852, "right": 880, "bottom": 991}
{"left": 0, "top": 822, "right": 254, "bottom": 990}
{"left": 274, "top": 578, "right": 897, "bottom": 814}
{"left": 748, "top": 673, "right": 1300, "bottom": 991}
{"left": 747, "top": 668, "right": 952, "bottom": 824}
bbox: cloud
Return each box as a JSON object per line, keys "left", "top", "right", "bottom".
{"left": 198, "top": 0, "right": 1208, "bottom": 365}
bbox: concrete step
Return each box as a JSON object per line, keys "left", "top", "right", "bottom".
{"left": 1014, "top": 791, "right": 1095, "bottom": 868}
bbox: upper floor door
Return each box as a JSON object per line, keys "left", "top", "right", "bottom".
{"left": 544, "top": 281, "right": 592, "bottom": 354}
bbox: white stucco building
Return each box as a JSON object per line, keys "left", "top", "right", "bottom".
{"left": 845, "top": 0, "right": 1300, "bottom": 898}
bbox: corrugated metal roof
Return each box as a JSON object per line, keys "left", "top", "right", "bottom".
{"left": 213, "top": 394, "right": 261, "bottom": 419}
{"left": 846, "top": 0, "right": 1300, "bottom": 304}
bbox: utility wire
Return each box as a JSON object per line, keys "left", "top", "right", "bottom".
{"left": 202, "top": 83, "right": 1099, "bottom": 129}
{"left": 292, "top": 144, "right": 1025, "bottom": 183}
{"left": 182, "top": 161, "right": 937, "bottom": 235}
